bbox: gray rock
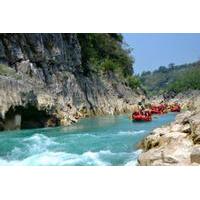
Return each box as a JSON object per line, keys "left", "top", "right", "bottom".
{"left": 0, "top": 34, "right": 142, "bottom": 131}
{"left": 182, "top": 123, "right": 191, "bottom": 134}
{"left": 189, "top": 113, "right": 200, "bottom": 144}
{"left": 175, "top": 111, "right": 193, "bottom": 124}
{"left": 190, "top": 146, "right": 200, "bottom": 164}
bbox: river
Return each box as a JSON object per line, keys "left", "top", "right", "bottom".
{"left": 0, "top": 113, "right": 176, "bottom": 166}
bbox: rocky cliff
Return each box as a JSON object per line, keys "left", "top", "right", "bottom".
{"left": 0, "top": 34, "right": 142, "bottom": 131}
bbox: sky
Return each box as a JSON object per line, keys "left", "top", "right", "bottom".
{"left": 123, "top": 33, "right": 200, "bottom": 74}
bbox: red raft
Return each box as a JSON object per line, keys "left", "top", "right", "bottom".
{"left": 150, "top": 104, "right": 167, "bottom": 115}
{"left": 150, "top": 106, "right": 162, "bottom": 114}
{"left": 170, "top": 104, "right": 181, "bottom": 112}
{"left": 132, "top": 111, "right": 152, "bottom": 122}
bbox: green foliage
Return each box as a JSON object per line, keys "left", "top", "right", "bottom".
{"left": 157, "top": 66, "right": 168, "bottom": 73}
{"left": 141, "top": 71, "right": 151, "bottom": 76}
{"left": 109, "top": 33, "right": 123, "bottom": 42}
{"left": 139, "top": 61, "right": 200, "bottom": 96}
{"left": 77, "top": 33, "right": 134, "bottom": 77}
{"left": 126, "top": 75, "right": 141, "bottom": 89}
{"left": 167, "top": 66, "right": 200, "bottom": 93}
{"left": 100, "top": 59, "right": 119, "bottom": 72}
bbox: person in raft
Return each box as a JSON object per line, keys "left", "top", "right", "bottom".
{"left": 138, "top": 95, "right": 146, "bottom": 110}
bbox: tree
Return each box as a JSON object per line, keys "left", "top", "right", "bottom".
{"left": 168, "top": 63, "right": 175, "bottom": 70}
{"left": 158, "top": 66, "right": 167, "bottom": 73}
{"left": 141, "top": 71, "right": 151, "bottom": 76}
{"left": 77, "top": 33, "right": 134, "bottom": 77}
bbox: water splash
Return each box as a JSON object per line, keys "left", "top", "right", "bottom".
{"left": 0, "top": 113, "right": 176, "bottom": 165}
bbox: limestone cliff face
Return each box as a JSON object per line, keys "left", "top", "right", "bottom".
{"left": 0, "top": 34, "right": 141, "bottom": 130}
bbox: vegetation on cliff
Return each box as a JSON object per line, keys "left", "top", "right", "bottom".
{"left": 77, "top": 34, "right": 140, "bottom": 88}
{"left": 167, "top": 63, "right": 200, "bottom": 93}
{"left": 139, "top": 61, "right": 200, "bottom": 96}
{"left": 77, "top": 33, "right": 133, "bottom": 76}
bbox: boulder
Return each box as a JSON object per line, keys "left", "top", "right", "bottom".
{"left": 182, "top": 123, "right": 191, "bottom": 134}
{"left": 140, "top": 133, "right": 161, "bottom": 151}
{"left": 170, "top": 123, "right": 183, "bottom": 132}
{"left": 138, "top": 148, "right": 163, "bottom": 166}
{"left": 152, "top": 126, "right": 171, "bottom": 136}
{"left": 190, "top": 145, "right": 200, "bottom": 164}
{"left": 138, "top": 128, "right": 193, "bottom": 166}
{"left": 138, "top": 136, "right": 193, "bottom": 166}
{"left": 175, "top": 111, "right": 193, "bottom": 124}
{"left": 189, "top": 113, "right": 200, "bottom": 144}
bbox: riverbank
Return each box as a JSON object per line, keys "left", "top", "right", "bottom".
{"left": 138, "top": 90, "right": 200, "bottom": 166}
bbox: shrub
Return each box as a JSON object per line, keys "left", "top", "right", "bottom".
{"left": 77, "top": 33, "right": 134, "bottom": 77}
{"left": 100, "top": 59, "right": 119, "bottom": 72}
{"left": 167, "top": 66, "right": 200, "bottom": 93}
{"left": 126, "top": 75, "right": 141, "bottom": 89}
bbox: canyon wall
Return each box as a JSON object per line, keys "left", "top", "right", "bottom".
{"left": 0, "top": 34, "right": 142, "bottom": 130}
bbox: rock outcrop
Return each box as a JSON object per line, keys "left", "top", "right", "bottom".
{"left": 138, "top": 90, "right": 200, "bottom": 166}
{"left": 0, "top": 34, "right": 142, "bottom": 131}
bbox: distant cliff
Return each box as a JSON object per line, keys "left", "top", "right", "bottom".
{"left": 0, "top": 33, "right": 142, "bottom": 131}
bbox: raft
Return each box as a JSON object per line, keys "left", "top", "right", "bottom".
{"left": 170, "top": 105, "right": 181, "bottom": 112}
{"left": 150, "top": 104, "right": 168, "bottom": 115}
{"left": 132, "top": 111, "right": 152, "bottom": 122}
{"left": 151, "top": 108, "right": 162, "bottom": 115}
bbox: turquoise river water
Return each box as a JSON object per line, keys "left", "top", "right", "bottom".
{"left": 0, "top": 113, "right": 176, "bottom": 166}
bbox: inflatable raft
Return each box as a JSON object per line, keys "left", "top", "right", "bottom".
{"left": 170, "top": 104, "right": 181, "bottom": 112}
{"left": 132, "top": 111, "right": 152, "bottom": 122}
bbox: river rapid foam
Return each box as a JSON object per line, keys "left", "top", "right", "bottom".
{"left": 0, "top": 113, "right": 176, "bottom": 166}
